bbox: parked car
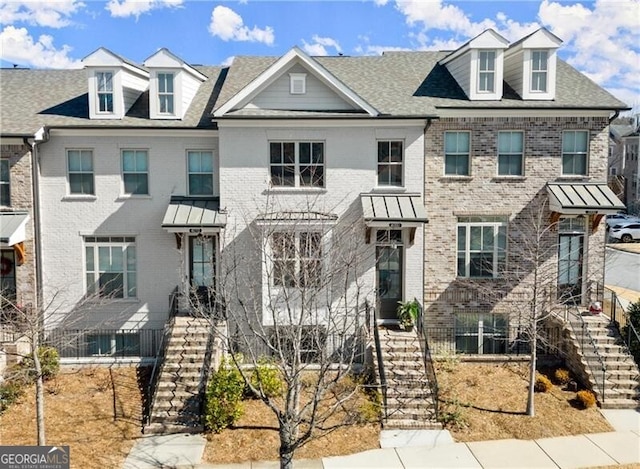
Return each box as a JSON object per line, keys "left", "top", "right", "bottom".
{"left": 609, "top": 222, "right": 640, "bottom": 243}
{"left": 606, "top": 213, "right": 640, "bottom": 228}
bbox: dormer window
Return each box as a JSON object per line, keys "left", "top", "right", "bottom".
{"left": 531, "top": 50, "right": 548, "bottom": 92}
{"left": 96, "top": 71, "right": 114, "bottom": 113}
{"left": 290, "top": 73, "right": 307, "bottom": 95}
{"left": 158, "top": 73, "right": 174, "bottom": 114}
{"left": 478, "top": 51, "right": 496, "bottom": 93}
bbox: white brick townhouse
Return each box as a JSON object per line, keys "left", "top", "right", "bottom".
{"left": 0, "top": 27, "right": 628, "bottom": 360}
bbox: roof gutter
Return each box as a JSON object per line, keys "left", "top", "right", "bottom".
{"left": 608, "top": 110, "right": 620, "bottom": 125}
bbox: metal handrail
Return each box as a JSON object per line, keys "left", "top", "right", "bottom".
{"left": 415, "top": 300, "right": 439, "bottom": 421}
{"left": 371, "top": 303, "right": 388, "bottom": 420}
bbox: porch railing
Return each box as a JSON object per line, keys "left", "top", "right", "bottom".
{"left": 600, "top": 284, "right": 640, "bottom": 366}
{"left": 45, "top": 328, "right": 162, "bottom": 358}
{"left": 371, "top": 303, "right": 388, "bottom": 420}
{"left": 415, "top": 301, "right": 438, "bottom": 421}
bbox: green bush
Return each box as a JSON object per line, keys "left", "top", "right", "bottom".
{"left": 534, "top": 374, "right": 553, "bottom": 393}
{"left": 0, "top": 380, "right": 23, "bottom": 413}
{"left": 23, "top": 346, "right": 60, "bottom": 381}
{"left": 248, "top": 359, "right": 283, "bottom": 398}
{"left": 553, "top": 368, "right": 571, "bottom": 385}
{"left": 575, "top": 390, "right": 597, "bottom": 409}
{"left": 622, "top": 299, "right": 640, "bottom": 363}
{"left": 204, "top": 360, "right": 245, "bottom": 433}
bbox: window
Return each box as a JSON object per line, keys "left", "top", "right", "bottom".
{"left": 67, "top": 150, "right": 94, "bottom": 195}
{"left": 187, "top": 151, "right": 214, "bottom": 195}
{"left": 531, "top": 50, "right": 548, "bottom": 92}
{"left": 478, "top": 51, "right": 496, "bottom": 93}
{"left": 122, "top": 150, "right": 148, "bottom": 195}
{"left": 271, "top": 231, "right": 322, "bottom": 288}
{"left": 158, "top": 73, "right": 174, "bottom": 114}
{"left": 96, "top": 72, "right": 114, "bottom": 113}
{"left": 562, "top": 131, "right": 588, "bottom": 175}
{"left": 377, "top": 141, "right": 403, "bottom": 186}
{"left": 444, "top": 131, "right": 470, "bottom": 176}
{"left": 557, "top": 218, "right": 584, "bottom": 303}
{"left": 88, "top": 332, "right": 140, "bottom": 357}
{"left": 457, "top": 216, "right": 507, "bottom": 278}
{"left": 289, "top": 73, "right": 307, "bottom": 94}
{"left": 497, "top": 131, "right": 524, "bottom": 176}
{"left": 268, "top": 326, "right": 326, "bottom": 363}
{"left": 270, "top": 142, "right": 324, "bottom": 188}
{"left": 1, "top": 160, "right": 9, "bottom": 206}
{"left": 455, "top": 313, "right": 507, "bottom": 354}
{"left": 0, "top": 250, "right": 16, "bottom": 301}
{"left": 85, "top": 236, "right": 136, "bottom": 299}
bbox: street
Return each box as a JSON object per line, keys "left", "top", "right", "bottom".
{"left": 605, "top": 246, "right": 640, "bottom": 293}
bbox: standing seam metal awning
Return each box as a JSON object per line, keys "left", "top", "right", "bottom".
{"left": 546, "top": 182, "right": 625, "bottom": 215}
{"left": 0, "top": 211, "right": 29, "bottom": 246}
{"left": 360, "top": 193, "right": 428, "bottom": 226}
{"left": 161, "top": 197, "right": 227, "bottom": 233}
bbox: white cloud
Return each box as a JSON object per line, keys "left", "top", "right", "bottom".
{"left": 302, "top": 35, "right": 342, "bottom": 56}
{"left": 0, "top": 25, "right": 81, "bottom": 68}
{"left": 395, "top": 0, "right": 496, "bottom": 37}
{"left": 106, "top": 0, "right": 183, "bottom": 19}
{"left": 208, "top": 5, "right": 274, "bottom": 45}
{"left": 0, "top": 0, "right": 85, "bottom": 28}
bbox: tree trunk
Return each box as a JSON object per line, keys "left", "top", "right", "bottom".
{"left": 526, "top": 320, "right": 537, "bottom": 417}
{"left": 278, "top": 424, "right": 295, "bottom": 469}
{"left": 32, "top": 340, "right": 46, "bottom": 445}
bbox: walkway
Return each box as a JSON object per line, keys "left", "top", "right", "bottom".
{"left": 123, "top": 409, "right": 640, "bottom": 468}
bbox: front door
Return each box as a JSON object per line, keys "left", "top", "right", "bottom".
{"left": 557, "top": 218, "right": 585, "bottom": 304}
{"left": 376, "top": 230, "right": 403, "bottom": 322}
{"left": 189, "top": 235, "right": 216, "bottom": 311}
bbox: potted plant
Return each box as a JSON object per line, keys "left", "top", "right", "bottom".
{"left": 397, "top": 299, "right": 420, "bottom": 331}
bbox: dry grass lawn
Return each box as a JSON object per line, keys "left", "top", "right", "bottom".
{"left": 0, "top": 360, "right": 626, "bottom": 467}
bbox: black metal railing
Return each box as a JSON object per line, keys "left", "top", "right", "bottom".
{"left": 600, "top": 285, "right": 640, "bottom": 366}
{"left": 45, "top": 328, "right": 162, "bottom": 358}
{"left": 415, "top": 301, "right": 439, "bottom": 420}
{"left": 371, "top": 302, "right": 388, "bottom": 420}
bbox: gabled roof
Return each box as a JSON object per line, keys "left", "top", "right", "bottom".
{"left": 507, "top": 27, "right": 562, "bottom": 52}
{"left": 143, "top": 48, "right": 208, "bottom": 82}
{"left": 82, "top": 47, "right": 148, "bottom": 77}
{"left": 213, "top": 46, "right": 379, "bottom": 117}
{"left": 439, "top": 29, "right": 510, "bottom": 66}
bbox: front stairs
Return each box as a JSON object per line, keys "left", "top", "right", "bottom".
{"left": 144, "top": 315, "right": 212, "bottom": 434}
{"left": 374, "top": 327, "right": 441, "bottom": 429}
{"left": 567, "top": 313, "right": 640, "bottom": 409}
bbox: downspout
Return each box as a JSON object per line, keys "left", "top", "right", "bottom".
{"left": 24, "top": 126, "right": 49, "bottom": 313}
{"left": 608, "top": 110, "right": 620, "bottom": 125}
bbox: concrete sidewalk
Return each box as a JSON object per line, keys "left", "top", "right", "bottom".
{"left": 123, "top": 409, "right": 640, "bottom": 469}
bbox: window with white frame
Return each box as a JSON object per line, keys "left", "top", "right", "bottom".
{"left": 457, "top": 216, "right": 507, "bottom": 278}
{"left": 270, "top": 142, "right": 324, "bottom": 188}
{"left": 531, "top": 50, "right": 548, "bottom": 92}
{"left": 85, "top": 236, "right": 136, "bottom": 299}
{"left": 88, "top": 332, "right": 140, "bottom": 357}
{"left": 444, "top": 131, "right": 470, "bottom": 176}
{"left": 562, "top": 131, "right": 588, "bottom": 176}
{"left": 187, "top": 151, "right": 214, "bottom": 195}
{"left": 67, "top": 149, "right": 94, "bottom": 195}
{"left": 122, "top": 150, "right": 149, "bottom": 195}
{"left": 271, "top": 231, "right": 323, "bottom": 288}
{"left": 377, "top": 141, "right": 403, "bottom": 186}
{"left": 478, "top": 51, "right": 496, "bottom": 93}
{"left": 455, "top": 312, "right": 508, "bottom": 354}
{"left": 158, "top": 73, "right": 174, "bottom": 114}
{"left": 497, "top": 131, "right": 524, "bottom": 176}
{"left": 1, "top": 159, "right": 9, "bottom": 206}
{"left": 289, "top": 73, "right": 307, "bottom": 94}
{"left": 96, "top": 71, "right": 114, "bottom": 113}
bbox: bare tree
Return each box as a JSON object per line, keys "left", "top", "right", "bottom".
{"left": 198, "top": 197, "right": 376, "bottom": 469}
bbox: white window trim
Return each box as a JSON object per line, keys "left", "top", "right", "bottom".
{"left": 186, "top": 150, "right": 215, "bottom": 196}
{"left": 561, "top": 130, "right": 589, "bottom": 176}
{"left": 376, "top": 140, "right": 405, "bottom": 188}
{"left": 457, "top": 216, "right": 508, "bottom": 279}
{"left": 121, "top": 149, "right": 150, "bottom": 196}
{"left": 269, "top": 141, "right": 325, "bottom": 188}
{"left": 84, "top": 236, "right": 137, "bottom": 300}
{"left": 67, "top": 149, "right": 95, "bottom": 196}
{"left": 478, "top": 50, "right": 496, "bottom": 94}
{"left": 530, "top": 50, "right": 548, "bottom": 93}
{"left": 444, "top": 131, "right": 471, "bottom": 177}
{"left": 157, "top": 72, "right": 175, "bottom": 115}
{"left": 89, "top": 69, "right": 122, "bottom": 119}
{"left": 497, "top": 131, "right": 525, "bottom": 177}
{"left": 289, "top": 73, "right": 307, "bottom": 95}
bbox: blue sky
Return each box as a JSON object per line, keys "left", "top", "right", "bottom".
{"left": 0, "top": 0, "right": 638, "bottom": 109}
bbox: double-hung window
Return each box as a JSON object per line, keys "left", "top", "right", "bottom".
{"left": 158, "top": 73, "right": 174, "bottom": 114}
{"left": 271, "top": 231, "right": 323, "bottom": 288}
{"left": 188, "top": 151, "right": 214, "bottom": 195}
{"left": 562, "top": 131, "right": 588, "bottom": 176}
{"left": 531, "top": 50, "right": 548, "bottom": 92}
{"left": 497, "top": 131, "right": 524, "bottom": 176}
{"left": 377, "top": 141, "right": 403, "bottom": 186}
{"left": 444, "top": 131, "right": 470, "bottom": 176}
{"left": 457, "top": 216, "right": 507, "bottom": 278}
{"left": 85, "top": 236, "right": 137, "bottom": 299}
{"left": 478, "top": 51, "right": 496, "bottom": 93}
{"left": 0, "top": 160, "right": 9, "bottom": 206}
{"left": 67, "top": 149, "right": 94, "bottom": 195}
{"left": 270, "top": 142, "right": 324, "bottom": 188}
{"left": 122, "top": 150, "right": 149, "bottom": 195}
{"left": 96, "top": 72, "right": 114, "bottom": 113}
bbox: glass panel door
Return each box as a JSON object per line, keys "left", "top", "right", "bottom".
{"left": 376, "top": 230, "right": 403, "bottom": 321}
{"left": 557, "top": 233, "right": 584, "bottom": 303}
{"left": 189, "top": 236, "right": 216, "bottom": 311}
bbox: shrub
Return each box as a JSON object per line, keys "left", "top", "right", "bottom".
{"left": 622, "top": 299, "right": 640, "bottom": 363}
{"left": 204, "top": 360, "right": 245, "bottom": 433}
{"left": 553, "top": 368, "right": 571, "bottom": 385}
{"left": 534, "top": 374, "right": 553, "bottom": 393}
{"left": 575, "top": 390, "right": 597, "bottom": 409}
{"left": 246, "top": 359, "right": 283, "bottom": 398}
{"left": 438, "top": 399, "right": 468, "bottom": 430}
{"left": 0, "top": 380, "right": 23, "bottom": 413}
{"left": 23, "top": 346, "right": 60, "bottom": 381}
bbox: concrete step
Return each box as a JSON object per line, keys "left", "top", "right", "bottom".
{"left": 386, "top": 388, "right": 432, "bottom": 399}
{"left": 144, "top": 422, "right": 204, "bottom": 435}
{"left": 156, "top": 381, "right": 202, "bottom": 393}
{"left": 599, "top": 398, "right": 640, "bottom": 409}
{"left": 383, "top": 418, "right": 441, "bottom": 430}
{"left": 386, "top": 397, "right": 436, "bottom": 409}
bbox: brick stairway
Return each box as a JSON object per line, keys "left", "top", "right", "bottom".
{"left": 374, "top": 327, "right": 441, "bottom": 429}
{"left": 144, "top": 315, "right": 211, "bottom": 434}
{"left": 569, "top": 314, "right": 640, "bottom": 409}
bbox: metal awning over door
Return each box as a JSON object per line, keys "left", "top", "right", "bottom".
{"left": 547, "top": 182, "right": 625, "bottom": 215}
{"left": 360, "top": 193, "right": 428, "bottom": 227}
{"left": 161, "top": 196, "right": 227, "bottom": 233}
